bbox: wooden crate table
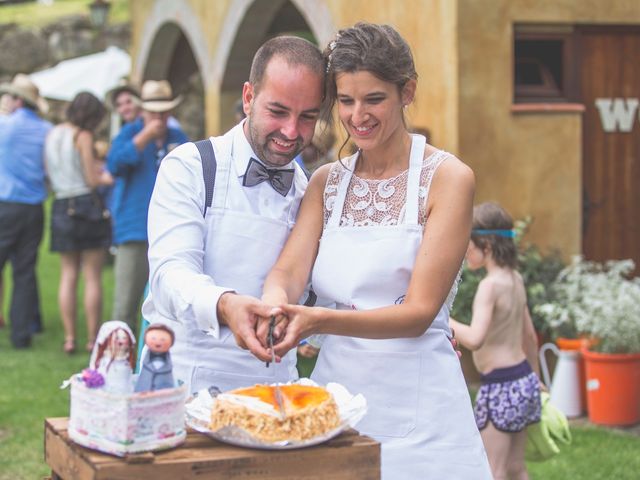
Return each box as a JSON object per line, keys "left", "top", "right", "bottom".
{"left": 44, "top": 418, "right": 380, "bottom": 479}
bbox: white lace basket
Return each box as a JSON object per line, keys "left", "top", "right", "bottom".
{"left": 68, "top": 376, "right": 187, "bottom": 456}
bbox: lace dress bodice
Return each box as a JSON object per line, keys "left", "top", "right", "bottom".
{"left": 322, "top": 150, "right": 462, "bottom": 309}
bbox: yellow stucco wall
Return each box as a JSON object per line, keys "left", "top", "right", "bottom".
{"left": 457, "top": 0, "right": 640, "bottom": 256}
{"left": 129, "top": 0, "right": 459, "bottom": 149}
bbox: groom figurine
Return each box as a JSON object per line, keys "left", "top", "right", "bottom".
{"left": 135, "top": 323, "right": 176, "bottom": 392}
{"left": 141, "top": 35, "right": 325, "bottom": 395}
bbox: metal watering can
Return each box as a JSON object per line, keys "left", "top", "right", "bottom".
{"left": 539, "top": 343, "right": 584, "bottom": 418}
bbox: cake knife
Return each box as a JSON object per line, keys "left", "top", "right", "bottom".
{"left": 266, "top": 316, "right": 287, "bottom": 419}
{"left": 266, "top": 315, "right": 276, "bottom": 368}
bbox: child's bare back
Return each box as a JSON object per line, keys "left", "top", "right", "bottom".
{"left": 472, "top": 269, "right": 528, "bottom": 374}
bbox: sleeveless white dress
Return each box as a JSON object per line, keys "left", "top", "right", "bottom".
{"left": 310, "top": 135, "right": 492, "bottom": 479}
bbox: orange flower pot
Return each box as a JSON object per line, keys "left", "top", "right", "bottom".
{"left": 582, "top": 348, "right": 640, "bottom": 426}
{"left": 556, "top": 337, "right": 593, "bottom": 351}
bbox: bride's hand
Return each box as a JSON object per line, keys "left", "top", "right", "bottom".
{"left": 272, "top": 304, "right": 323, "bottom": 357}
{"left": 255, "top": 308, "right": 288, "bottom": 349}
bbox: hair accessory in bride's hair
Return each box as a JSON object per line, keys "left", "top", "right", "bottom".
{"left": 326, "top": 33, "right": 342, "bottom": 73}
{"left": 329, "top": 32, "right": 341, "bottom": 51}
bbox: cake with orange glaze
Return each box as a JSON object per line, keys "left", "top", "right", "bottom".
{"left": 209, "top": 384, "right": 340, "bottom": 442}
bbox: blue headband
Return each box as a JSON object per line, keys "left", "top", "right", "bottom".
{"left": 472, "top": 229, "right": 516, "bottom": 238}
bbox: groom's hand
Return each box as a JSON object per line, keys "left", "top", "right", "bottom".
{"left": 217, "top": 292, "right": 276, "bottom": 362}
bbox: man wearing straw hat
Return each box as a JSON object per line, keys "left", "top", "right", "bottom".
{"left": 0, "top": 74, "right": 52, "bottom": 348}
{"left": 107, "top": 80, "right": 188, "bottom": 333}
{"left": 107, "top": 79, "right": 182, "bottom": 136}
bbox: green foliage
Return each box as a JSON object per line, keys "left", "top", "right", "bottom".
{"left": 450, "top": 267, "right": 482, "bottom": 325}
{"left": 519, "top": 245, "right": 566, "bottom": 335}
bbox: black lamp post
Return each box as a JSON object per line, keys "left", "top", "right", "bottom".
{"left": 89, "top": 0, "right": 111, "bottom": 29}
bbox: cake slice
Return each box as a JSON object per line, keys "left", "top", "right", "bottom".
{"left": 209, "top": 384, "right": 340, "bottom": 442}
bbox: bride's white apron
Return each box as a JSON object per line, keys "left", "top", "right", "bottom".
{"left": 311, "top": 135, "right": 492, "bottom": 479}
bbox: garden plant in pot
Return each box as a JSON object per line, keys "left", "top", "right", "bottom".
{"left": 535, "top": 261, "right": 597, "bottom": 417}
{"left": 536, "top": 257, "right": 640, "bottom": 426}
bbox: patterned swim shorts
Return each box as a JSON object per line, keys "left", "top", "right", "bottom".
{"left": 474, "top": 360, "right": 541, "bottom": 433}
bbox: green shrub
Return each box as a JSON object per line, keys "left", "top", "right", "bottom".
{"left": 450, "top": 267, "right": 482, "bottom": 325}
{"left": 519, "top": 245, "right": 566, "bottom": 335}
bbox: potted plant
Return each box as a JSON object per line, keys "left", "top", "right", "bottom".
{"left": 534, "top": 260, "right": 598, "bottom": 416}
{"left": 536, "top": 257, "right": 640, "bottom": 426}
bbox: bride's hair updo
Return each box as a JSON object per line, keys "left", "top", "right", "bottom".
{"left": 324, "top": 23, "right": 418, "bottom": 159}
{"left": 324, "top": 22, "right": 418, "bottom": 105}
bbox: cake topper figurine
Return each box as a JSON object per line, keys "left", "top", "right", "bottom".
{"left": 90, "top": 321, "right": 136, "bottom": 393}
{"left": 134, "top": 323, "right": 176, "bottom": 392}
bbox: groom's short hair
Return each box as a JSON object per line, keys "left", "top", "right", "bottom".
{"left": 249, "top": 36, "right": 325, "bottom": 94}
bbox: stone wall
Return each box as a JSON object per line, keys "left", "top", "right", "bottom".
{"left": 0, "top": 15, "right": 204, "bottom": 141}
{"left": 0, "top": 15, "right": 130, "bottom": 132}
{"left": 0, "top": 16, "right": 130, "bottom": 82}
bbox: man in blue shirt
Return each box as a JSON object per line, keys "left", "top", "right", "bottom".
{"left": 107, "top": 80, "right": 188, "bottom": 332}
{"left": 0, "top": 74, "right": 52, "bottom": 348}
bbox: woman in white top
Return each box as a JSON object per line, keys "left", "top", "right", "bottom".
{"left": 261, "top": 23, "right": 492, "bottom": 478}
{"left": 45, "top": 92, "right": 113, "bottom": 354}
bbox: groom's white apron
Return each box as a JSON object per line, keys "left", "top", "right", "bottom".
{"left": 311, "top": 135, "right": 492, "bottom": 479}
{"left": 149, "top": 128, "right": 303, "bottom": 394}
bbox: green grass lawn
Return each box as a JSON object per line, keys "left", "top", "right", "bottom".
{"left": 527, "top": 425, "right": 640, "bottom": 479}
{"left": 1, "top": 202, "right": 639, "bottom": 479}
{"left": 0, "top": 0, "right": 130, "bottom": 27}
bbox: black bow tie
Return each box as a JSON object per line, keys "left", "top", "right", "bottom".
{"left": 242, "top": 158, "right": 295, "bottom": 197}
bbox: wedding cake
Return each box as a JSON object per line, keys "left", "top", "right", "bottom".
{"left": 209, "top": 384, "right": 340, "bottom": 442}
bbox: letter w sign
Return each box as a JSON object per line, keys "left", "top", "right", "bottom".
{"left": 594, "top": 98, "right": 639, "bottom": 132}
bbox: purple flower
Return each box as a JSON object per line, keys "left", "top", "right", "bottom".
{"left": 82, "top": 369, "right": 105, "bottom": 388}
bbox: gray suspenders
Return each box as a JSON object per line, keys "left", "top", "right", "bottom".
{"left": 193, "top": 139, "right": 216, "bottom": 217}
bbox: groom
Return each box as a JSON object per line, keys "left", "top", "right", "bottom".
{"left": 142, "top": 35, "right": 325, "bottom": 394}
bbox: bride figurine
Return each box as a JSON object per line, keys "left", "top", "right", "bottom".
{"left": 90, "top": 321, "right": 136, "bottom": 394}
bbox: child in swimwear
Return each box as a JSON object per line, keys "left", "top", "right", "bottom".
{"left": 450, "top": 202, "right": 542, "bottom": 480}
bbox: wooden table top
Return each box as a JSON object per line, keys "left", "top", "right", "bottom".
{"left": 45, "top": 417, "right": 380, "bottom": 479}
